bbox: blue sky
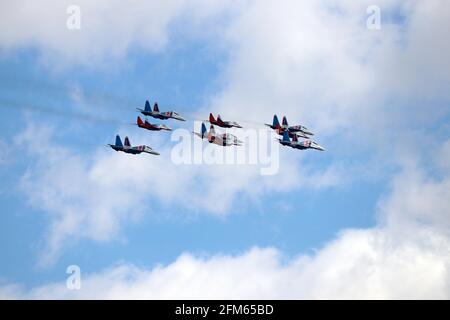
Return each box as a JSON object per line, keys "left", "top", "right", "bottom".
{"left": 0, "top": 0, "right": 449, "bottom": 299}
{"left": 0, "top": 45, "right": 381, "bottom": 286}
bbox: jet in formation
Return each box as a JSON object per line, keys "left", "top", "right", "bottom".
{"left": 208, "top": 113, "right": 242, "bottom": 128}
{"left": 194, "top": 123, "right": 243, "bottom": 146}
{"left": 136, "top": 116, "right": 172, "bottom": 131}
{"left": 137, "top": 100, "right": 186, "bottom": 121}
{"left": 266, "top": 115, "right": 313, "bottom": 139}
{"left": 278, "top": 130, "right": 324, "bottom": 151}
{"left": 108, "top": 135, "right": 160, "bottom": 155}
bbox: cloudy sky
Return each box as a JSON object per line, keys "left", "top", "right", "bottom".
{"left": 0, "top": 0, "right": 449, "bottom": 299}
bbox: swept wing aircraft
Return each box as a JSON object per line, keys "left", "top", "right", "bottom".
{"left": 136, "top": 116, "right": 171, "bottom": 131}
{"left": 194, "top": 123, "right": 243, "bottom": 146}
{"left": 278, "top": 130, "right": 324, "bottom": 151}
{"left": 208, "top": 113, "right": 242, "bottom": 128}
{"left": 108, "top": 135, "right": 160, "bottom": 155}
{"left": 282, "top": 116, "right": 313, "bottom": 136}
{"left": 266, "top": 115, "right": 313, "bottom": 138}
{"left": 266, "top": 115, "right": 312, "bottom": 139}
{"left": 137, "top": 100, "right": 186, "bottom": 121}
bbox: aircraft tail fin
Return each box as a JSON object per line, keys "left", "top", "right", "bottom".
{"left": 124, "top": 136, "right": 131, "bottom": 147}
{"left": 209, "top": 113, "right": 216, "bottom": 123}
{"left": 273, "top": 115, "right": 280, "bottom": 128}
{"left": 144, "top": 100, "right": 151, "bottom": 112}
{"left": 201, "top": 122, "right": 207, "bottom": 138}
{"left": 207, "top": 125, "right": 215, "bottom": 142}
{"left": 292, "top": 133, "right": 298, "bottom": 142}
{"left": 115, "top": 135, "right": 123, "bottom": 147}
{"left": 137, "top": 116, "right": 144, "bottom": 126}
{"left": 282, "top": 130, "right": 290, "bottom": 142}
{"left": 153, "top": 103, "right": 159, "bottom": 112}
{"left": 282, "top": 116, "right": 288, "bottom": 126}
{"left": 217, "top": 114, "right": 222, "bottom": 121}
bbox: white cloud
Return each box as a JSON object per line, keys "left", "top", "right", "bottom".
{"left": 2, "top": 160, "right": 450, "bottom": 299}
{"left": 14, "top": 118, "right": 339, "bottom": 266}
{"left": 207, "top": 0, "right": 450, "bottom": 142}
{"left": 0, "top": 0, "right": 233, "bottom": 67}
{"left": 7, "top": 0, "right": 450, "bottom": 267}
{"left": 4, "top": 0, "right": 449, "bottom": 149}
{"left": 380, "top": 169, "right": 450, "bottom": 238}
{"left": 2, "top": 0, "right": 450, "bottom": 298}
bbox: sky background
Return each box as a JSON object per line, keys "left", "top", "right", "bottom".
{"left": 0, "top": 0, "right": 449, "bottom": 299}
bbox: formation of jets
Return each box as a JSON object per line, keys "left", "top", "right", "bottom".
{"left": 266, "top": 114, "right": 324, "bottom": 151}
{"left": 108, "top": 98, "right": 325, "bottom": 156}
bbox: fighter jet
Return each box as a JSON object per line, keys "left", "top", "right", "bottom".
{"left": 137, "top": 100, "right": 186, "bottom": 121}
{"left": 208, "top": 113, "right": 242, "bottom": 129}
{"left": 278, "top": 130, "right": 324, "bottom": 151}
{"left": 194, "top": 123, "right": 243, "bottom": 146}
{"left": 281, "top": 116, "right": 314, "bottom": 136}
{"left": 108, "top": 135, "right": 160, "bottom": 155}
{"left": 266, "top": 115, "right": 313, "bottom": 138}
{"left": 136, "top": 116, "right": 171, "bottom": 131}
